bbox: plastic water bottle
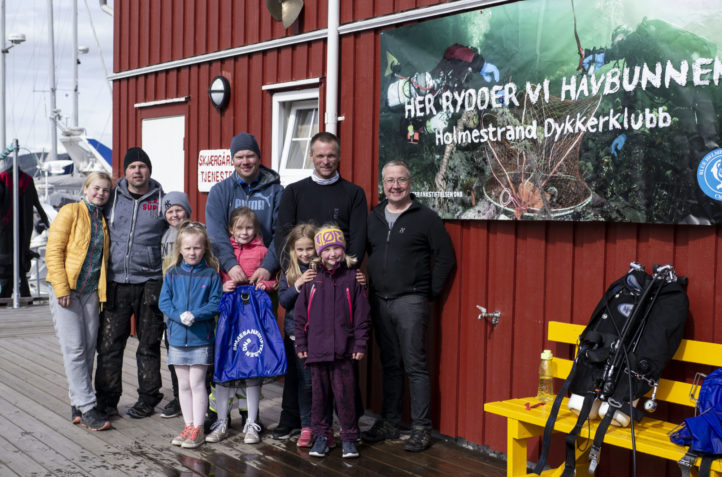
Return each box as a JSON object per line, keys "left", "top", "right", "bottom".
{"left": 536, "top": 349, "right": 554, "bottom": 402}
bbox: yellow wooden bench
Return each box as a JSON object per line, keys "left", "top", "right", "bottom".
{"left": 484, "top": 320, "right": 722, "bottom": 477}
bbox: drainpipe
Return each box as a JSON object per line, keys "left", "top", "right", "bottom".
{"left": 325, "top": 0, "right": 339, "bottom": 134}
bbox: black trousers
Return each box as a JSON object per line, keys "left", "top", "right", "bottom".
{"left": 0, "top": 275, "right": 31, "bottom": 298}
{"left": 95, "top": 280, "right": 164, "bottom": 408}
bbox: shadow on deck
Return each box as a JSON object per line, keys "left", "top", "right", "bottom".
{"left": 0, "top": 304, "right": 506, "bottom": 476}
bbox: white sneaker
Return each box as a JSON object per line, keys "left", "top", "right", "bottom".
{"left": 244, "top": 421, "right": 262, "bottom": 444}
{"left": 205, "top": 418, "right": 228, "bottom": 443}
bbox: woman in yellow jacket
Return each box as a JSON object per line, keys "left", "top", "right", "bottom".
{"left": 46, "top": 171, "right": 113, "bottom": 431}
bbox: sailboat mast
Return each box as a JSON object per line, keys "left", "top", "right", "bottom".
{"left": 72, "top": 0, "right": 78, "bottom": 128}
{"left": 1, "top": 0, "right": 7, "bottom": 149}
{"left": 47, "top": 0, "right": 57, "bottom": 162}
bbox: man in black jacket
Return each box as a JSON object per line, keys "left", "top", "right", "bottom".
{"left": 271, "top": 131, "right": 368, "bottom": 440}
{"left": 362, "top": 159, "right": 455, "bottom": 452}
{"left": 275, "top": 132, "right": 367, "bottom": 263}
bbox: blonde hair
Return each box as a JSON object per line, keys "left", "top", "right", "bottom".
{"left": 316, "top": 222, "right": 358, "bottom": 268}
{"left": 284, "top": 223, "right": 317, "bottom": 284}
{"left": 83, "top": 171, "right": 113, "bottom": 189}
{"left": 228, "top": 206, "right": 261, "bottom": 239}
{"left": 164, "top": 221, "right": 220, "bottom": 274}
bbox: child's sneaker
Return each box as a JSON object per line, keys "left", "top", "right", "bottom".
{"left": 309, "top": 435, "right": 329, "bottom": 457}
{"left": 171, "top": 424, "right": 193, "bottom": 446}
{"left": 296, "top": 427, "right": 313, "bottom": 447}
{"left": 181, "top": 426, "right": 205, "bottom": 449}
{"left": 243, "top": 421, "right": 262, "bottom": 444}
{"left": 342, "top": 441, "right": 360, "bottom": 459}
{"left": 205, "top": 418, "right": 228, "bottom": 443}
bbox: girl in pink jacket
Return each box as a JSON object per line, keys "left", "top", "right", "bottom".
{"left": 207, "top": 206, "right": 276, "bottom": 445}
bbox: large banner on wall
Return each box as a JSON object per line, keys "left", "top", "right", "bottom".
{"left": 378, "top": 0, "right": 722, "bottom": 224}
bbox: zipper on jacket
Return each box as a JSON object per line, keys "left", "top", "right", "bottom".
{"left": 184, "top": 265, "right": 194, "bottom": 347}
{"left": 305, "top": 284, "right": 316, "bottom": 332}
{"left": 346, "top": 287, "right": 353, "bottom": 325}
{"left": 123, "top": 199, "right": 139, "bottom": 283}
{"left": 382, "top": 228, "right": 391, "bottom": 273}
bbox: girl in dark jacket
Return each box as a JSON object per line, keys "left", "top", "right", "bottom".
{"left": 294, "top": 225, "right": 370, "bottom": 459}
{"left": 277, "top": 223, "right": 317, "bottom": 447}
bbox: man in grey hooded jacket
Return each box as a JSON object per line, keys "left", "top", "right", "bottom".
{"left": 95, "top": 147, "right": 168, "bottom": 419}
{"left": 206, "top": 132, "right": 283, "bottom": 282}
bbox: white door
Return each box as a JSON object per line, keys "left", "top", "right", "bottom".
{"left": 142, "top": 115, "right": 185, "bottom": 193}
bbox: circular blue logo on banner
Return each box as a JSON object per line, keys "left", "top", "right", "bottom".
{"left": 697, "top": 148, "right": 722, "bottom": 201}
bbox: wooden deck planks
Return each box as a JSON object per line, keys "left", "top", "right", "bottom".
{"left": 0, "top": 304, "right": 506, "bottom": 476}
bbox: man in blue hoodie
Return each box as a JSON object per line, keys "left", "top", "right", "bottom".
{"left": 94, "top": 147, "right": 168, "bottom": 419}
{"left": 206, "top": 132, "right": 283, "bottom": 283}
{"left": 204, "top": 132, "right": 284, "bottom": 429}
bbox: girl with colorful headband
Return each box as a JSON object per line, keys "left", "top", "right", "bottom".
{"left": 293, "top": 224, "right": 370, "bottom": 459}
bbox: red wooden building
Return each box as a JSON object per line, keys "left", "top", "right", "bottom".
{"left": 109, "top": 1, "right": 722, "bottom": 475}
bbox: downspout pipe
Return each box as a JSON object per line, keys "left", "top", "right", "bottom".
{"left": 325, "top": 0, "right": 339, "bottom": 134}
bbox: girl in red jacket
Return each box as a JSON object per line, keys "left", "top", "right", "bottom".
{"left": 294, "top": 225, "right": 370, "bottom": 459}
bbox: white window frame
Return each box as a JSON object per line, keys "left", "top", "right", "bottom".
{"left": 271, "top": 88, "right": 319, "bottom": 186}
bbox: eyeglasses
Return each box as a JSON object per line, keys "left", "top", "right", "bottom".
{"left": 382, "top": 177, "right": 410, "bottom": 185}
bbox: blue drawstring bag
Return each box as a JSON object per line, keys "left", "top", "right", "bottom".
{"left": 670, "top": 368, "right": 722, "bottom": 476}
{"left": 213, "top": 285, "right": 287, "bottom": 383}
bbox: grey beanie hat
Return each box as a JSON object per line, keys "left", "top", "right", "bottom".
{"left": 230, "top": 132, "right": 261, "bottom": 159}
{"left": 162, "top": 191, "right": 192, "bottom": 218}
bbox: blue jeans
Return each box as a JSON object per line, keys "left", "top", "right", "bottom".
{"left": 372, "top": 294, "right": 431, "bottom": 430}
{"left": 277, "top": 335, "right": 317, "bottom": 429}
{"left": 295, "top": 348, "right": 313, "bottom": 428}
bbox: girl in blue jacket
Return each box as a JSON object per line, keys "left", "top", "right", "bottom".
{"left": 159, "top": 221, "right": 223, "bottom": 449}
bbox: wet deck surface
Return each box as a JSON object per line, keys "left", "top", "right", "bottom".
{"left": 0, "top": 304, "right": 506, "bottom": 476}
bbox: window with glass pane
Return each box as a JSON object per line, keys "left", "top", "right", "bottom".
{"left": 282, "top": 101, "right": 318, "bottom": 170}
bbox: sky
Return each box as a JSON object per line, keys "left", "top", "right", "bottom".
{"left": 3, "top": 0, "right": 113, "bottom": 154}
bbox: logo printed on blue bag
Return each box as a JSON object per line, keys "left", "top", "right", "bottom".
{"left": 697, "top": 148, "right": 722, "bottom": 201}
{"left": 232, "top": 328, "right": 264, "bottom": 357}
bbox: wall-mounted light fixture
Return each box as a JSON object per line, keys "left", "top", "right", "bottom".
{"left": 208, "top": 75, "right": 230, "bottom": 111}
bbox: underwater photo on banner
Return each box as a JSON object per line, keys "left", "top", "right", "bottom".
{"left": 378, "top": 0, "right": 722, "bottom": 224}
